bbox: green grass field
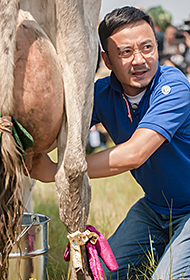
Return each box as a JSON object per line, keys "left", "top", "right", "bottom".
{"left": 33, "top": 148, "right": 144, "bottom": 279}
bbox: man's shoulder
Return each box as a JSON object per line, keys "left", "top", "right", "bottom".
{"left": 94, "top": 71, "right": 123, "bottom": 96}
{"left": 95, "top": 75, "right": 110, "bottom": 87}
{"left": 94, "top": 75, "right": 111, "bottom": 96}
{"left": 159, "top": 64, "right": 189, "bottom": 85}
{"left": 152, "top": 64, "right": 190, "bottom": 95}
{"left": 149, "top": 65, "right": 190, "bottom": 106}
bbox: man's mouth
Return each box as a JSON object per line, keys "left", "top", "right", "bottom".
{"left": 132, "top": 69, "right": 147, "bottom": 77}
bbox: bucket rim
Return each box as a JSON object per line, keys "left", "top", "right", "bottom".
{"left": 22, "top": 212, "right": 51, "bottom": 226}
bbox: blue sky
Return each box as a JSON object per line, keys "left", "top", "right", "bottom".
{"left": 100, "top": 0, "right": 190, "bottom": 26}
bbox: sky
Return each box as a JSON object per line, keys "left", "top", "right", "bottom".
{"left": 100, "top": 0, "right": 190, "bottom": 27}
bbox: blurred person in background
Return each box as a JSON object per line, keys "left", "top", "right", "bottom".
{"left": 147, "top": 6, "right": 190, "bottom": 78}
{"left": 86, "top": 125, "right": 108, "bottom": 154}
{"left": 161, "top": 24, "right": 190, "bottom": 75}
{"left": 147, "top": 6, "right": 172, "bottom": 59}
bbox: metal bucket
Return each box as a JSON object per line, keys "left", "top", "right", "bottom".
{"left": 8, "top": 212, "right": 50, "bottom": 280}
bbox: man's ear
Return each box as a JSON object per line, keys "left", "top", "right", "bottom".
{"left": 101, "top": 51, "right": 113, "bottom": 70}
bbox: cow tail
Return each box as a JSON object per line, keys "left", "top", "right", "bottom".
{"left": 0, "top": 1, "right": 23, "bottom": 279}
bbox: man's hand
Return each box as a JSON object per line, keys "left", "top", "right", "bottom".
{"left": 29, "top": 152, "right": 57, "bottom": 183}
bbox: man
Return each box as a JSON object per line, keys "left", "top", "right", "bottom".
{"left": 31, "top": 6, "right": 190, "bottom": 280}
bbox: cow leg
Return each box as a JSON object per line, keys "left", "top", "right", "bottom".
{"left": 20, "top": 0, "right": 56, "bottom": 47}
{"left": 55, "top": 0, "right": 101, "bottom": 279}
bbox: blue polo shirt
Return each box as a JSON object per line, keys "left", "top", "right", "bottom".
{"left": 91, "top": 64, "right": 190, "bottom": 215}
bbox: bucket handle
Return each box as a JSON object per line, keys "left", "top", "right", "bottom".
{"left": 7, "top": 214, "right": 40, "bottom": 252}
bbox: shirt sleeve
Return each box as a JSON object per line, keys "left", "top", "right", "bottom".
{"left": 138, "top": 80, "right": 190, "bottom": 142}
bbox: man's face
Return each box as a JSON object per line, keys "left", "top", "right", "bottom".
{"left": 102, "top": 20, "right": 158, "bottom": 96}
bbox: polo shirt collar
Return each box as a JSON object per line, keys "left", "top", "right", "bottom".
{"left": 109, "top": 71, "right": 123, "bottom": 94}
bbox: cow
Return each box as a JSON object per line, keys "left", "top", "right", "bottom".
{"left": 0, "top": 0, "right": 101, "bottom": 279}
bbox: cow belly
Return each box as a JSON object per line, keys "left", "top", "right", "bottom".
{"left": 13, "top": 10, "right": 64, "bottom": 154}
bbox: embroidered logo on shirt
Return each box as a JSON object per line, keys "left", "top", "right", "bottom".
{"left": 162, "top": 85, "right": 171, "bottom": 95}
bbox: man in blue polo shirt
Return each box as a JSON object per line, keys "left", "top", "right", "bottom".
{"left": 30, "top": 6, "right": 190, "bottom": 280}
{"left": 86, "top": 6, "right": 190, "bottom": 280}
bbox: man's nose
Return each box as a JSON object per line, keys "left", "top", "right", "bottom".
{"left": 132, "top": 51, "right": 145, "bottom": 63}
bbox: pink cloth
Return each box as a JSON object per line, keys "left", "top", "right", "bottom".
{"left": 64, "top": 225, "right": 118, "bottom": 279}
{"left": 86, "top": 241, "right": 105, "bottom": 279}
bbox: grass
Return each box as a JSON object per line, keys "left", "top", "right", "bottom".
{"left": 32, "top": 148, "right": 144, "bottom": 279}
{"left": 33, "top": 184, "right": 68, "bottom": 279}
{"left": 88, "top": 172, "right": 143, "bottom": 238}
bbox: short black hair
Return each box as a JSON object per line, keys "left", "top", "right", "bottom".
{"left": 99, "top": 6, "right": 156, "bottom": 51}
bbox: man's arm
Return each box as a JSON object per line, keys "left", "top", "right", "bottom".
{"left": 86, "top": 128, "right": 166, "bottom": 178}
{"left": 30, "top": 128, "right": 165, "bottom": 182}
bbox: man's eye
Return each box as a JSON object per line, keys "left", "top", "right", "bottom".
{"left": 121, "top": 49, "right": 133, "bottom": 57}
{"left": 142, "top": 44, "right": 153, "bottom": 52}
{"left": 145, "top": 44, "right": 151, "bottom": 49}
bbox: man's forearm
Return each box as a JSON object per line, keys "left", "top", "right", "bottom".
{"left": 86, "top": 128, "right": 165, "bottom": 179}
{"left": 86, "top": 144, "right": 133, "bottom": 178}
